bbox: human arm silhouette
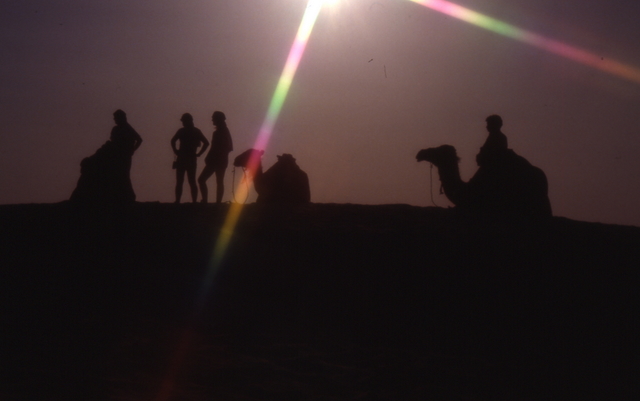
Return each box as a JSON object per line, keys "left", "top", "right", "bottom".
{"left": 197, "top": 131, "right": 209, "bottom": 157}
{"left": 132, "top": 130, "right": 142, "bottom": 152}
{"left": 170, "top": 131, "right": 180, "bottom": 156}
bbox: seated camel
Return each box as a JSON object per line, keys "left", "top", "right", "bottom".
{"left": 234, "top": 149, "right": 310, "bottom": 204}
{"left": 416, "top": 145, "right": 552, "bottom": 218}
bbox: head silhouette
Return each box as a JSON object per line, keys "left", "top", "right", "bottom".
{"left": 486, "top": 114, "right": 503, "bottom": 133}
{"left": 181, "top": 113, "right": 194, "bottom": 127}
{"left": 113, "top": 109, "right": 127, "bottom": 126}
{"left": 212, "top": 111, "right": 226, "bottom": 127}
{"left": 277, "top": 153, "right": 297, "bottom": 166}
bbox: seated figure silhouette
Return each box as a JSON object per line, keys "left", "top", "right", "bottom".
{"left": 476, "top": 114, "right": 508, "bottom": 169}
{"left": 70, "top": 109, "right": 142, "bottom": 204}
{"left": 234, "top": 149, "right": 310, "bottom": 204}
{"left": 416, "top": 115, "right": 552, "bottom": 218}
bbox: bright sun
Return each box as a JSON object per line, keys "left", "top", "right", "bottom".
{"left": 313, "top": 0, "right": 339, "bottom": 6}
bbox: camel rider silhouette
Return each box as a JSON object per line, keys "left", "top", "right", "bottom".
{"left": 473, "top": 114, "right": 511, "bottom": 206}
{"left": 476, "top": 114, "right": 508, "bottom": 170}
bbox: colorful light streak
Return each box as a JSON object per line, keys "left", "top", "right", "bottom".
{"left": 200, "top": 0, "right": 323, "bottom": 307}
{"left": 154, "top": 3, "right": 323, "bottom": 399}
{"left": 256, "top": 1, "right": 323, "bottom": 151}
{"left": 157, "top": 1, "right": 640, "bottom": 398}
{"left": 204, "top": 0, "right": 640, "bottom": 314}
{"left": 408, "top": 0, "right": 640, "bottom": 84}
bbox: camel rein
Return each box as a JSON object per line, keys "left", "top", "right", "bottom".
{"left": 429, "top": 163, "right": 442, "bottom": 207}
{"left": 231, "top": 167, "right": 250, "bottom": 204}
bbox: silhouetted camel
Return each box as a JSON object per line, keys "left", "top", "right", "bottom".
{"left": 234, "top": 149, "right": 310, "bottom": 204}
{"left": 417, "top": 145, "right": 552, "bottom": 218}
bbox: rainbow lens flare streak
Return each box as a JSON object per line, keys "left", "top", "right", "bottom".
{"left": 408, "top": 0, "right": 640, "bottom": 84}
{"left": 154, "top": 3, "right": 322, "bottom": 400}
{"left": 199, "top": 0, "right": 640, "bottom": 315}
{"left": 157, "top": 1, "right": 640, "bottom": 398}
{"left": 199, "top": 0, "right": 322, "bottom": 308}
{"left": 256, "top": 0, "right": 324, "bottom": 151}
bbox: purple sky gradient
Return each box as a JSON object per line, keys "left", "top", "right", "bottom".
{"left": 1, "top": 0, "right": 639, "bottom": 225}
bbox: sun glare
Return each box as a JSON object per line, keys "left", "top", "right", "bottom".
{"left": 157, "top": 1, "right": 640, "bottom": 399}
{"left": 309, "top": 0, "right": 339, "bottom": 7}
{"left": 205, "top": 0, "right": 640, "bottom": 350}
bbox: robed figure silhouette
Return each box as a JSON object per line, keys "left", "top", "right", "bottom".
{"left": 70, "top": 109, "right": 142, "bottom": 204}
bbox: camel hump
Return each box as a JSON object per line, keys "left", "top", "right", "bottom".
{"left": 257, "top": 154, "right": 310, "bottom": 204}
{"left": 504, "top": 149, "right": 532, "bottom": 169}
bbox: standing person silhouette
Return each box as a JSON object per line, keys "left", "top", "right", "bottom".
{"left": 171, "top": 113, "right": 209, "bottom": 203}
{"left": 198, "top": 111, "right": 233, "bottom": 204}
{"left": 112, "top": 109, "right": 143, "bottom": 159}
{"left": 476, "top": 114, "right": 508, "bottom": 169}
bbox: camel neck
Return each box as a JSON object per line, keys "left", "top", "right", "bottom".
{"left": 436, "top": 160, "right": 465, "bottom": 205}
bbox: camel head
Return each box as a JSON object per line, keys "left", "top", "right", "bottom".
{"left": 234, "top": 148, "right": 264, "bottom": 168}
{"left": 416, "top": 145, "right": 460, "bottom": 167}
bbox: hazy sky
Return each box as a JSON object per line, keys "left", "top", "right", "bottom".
{"left": 2, "top": 0, "right": 639, "bottom": 226}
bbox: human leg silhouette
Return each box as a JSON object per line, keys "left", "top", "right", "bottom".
{"left": 175, "top": 166, "right": 186, "bottom": 203}
{"left": 186, "top": 164, "right": 198, "bottom": 203}
{"left": 214, "top": 166, "right": 226, "bottom": 204}
{"left": 198, "top": 164, "right": 215, "bottom": 204}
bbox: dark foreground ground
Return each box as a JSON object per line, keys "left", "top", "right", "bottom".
{"left": 1, "top": 202, "right": 639, "bottom": 400}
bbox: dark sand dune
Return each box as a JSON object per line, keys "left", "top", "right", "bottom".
{"left": 2, "top": 203, "right": 639, "bottom": 400}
